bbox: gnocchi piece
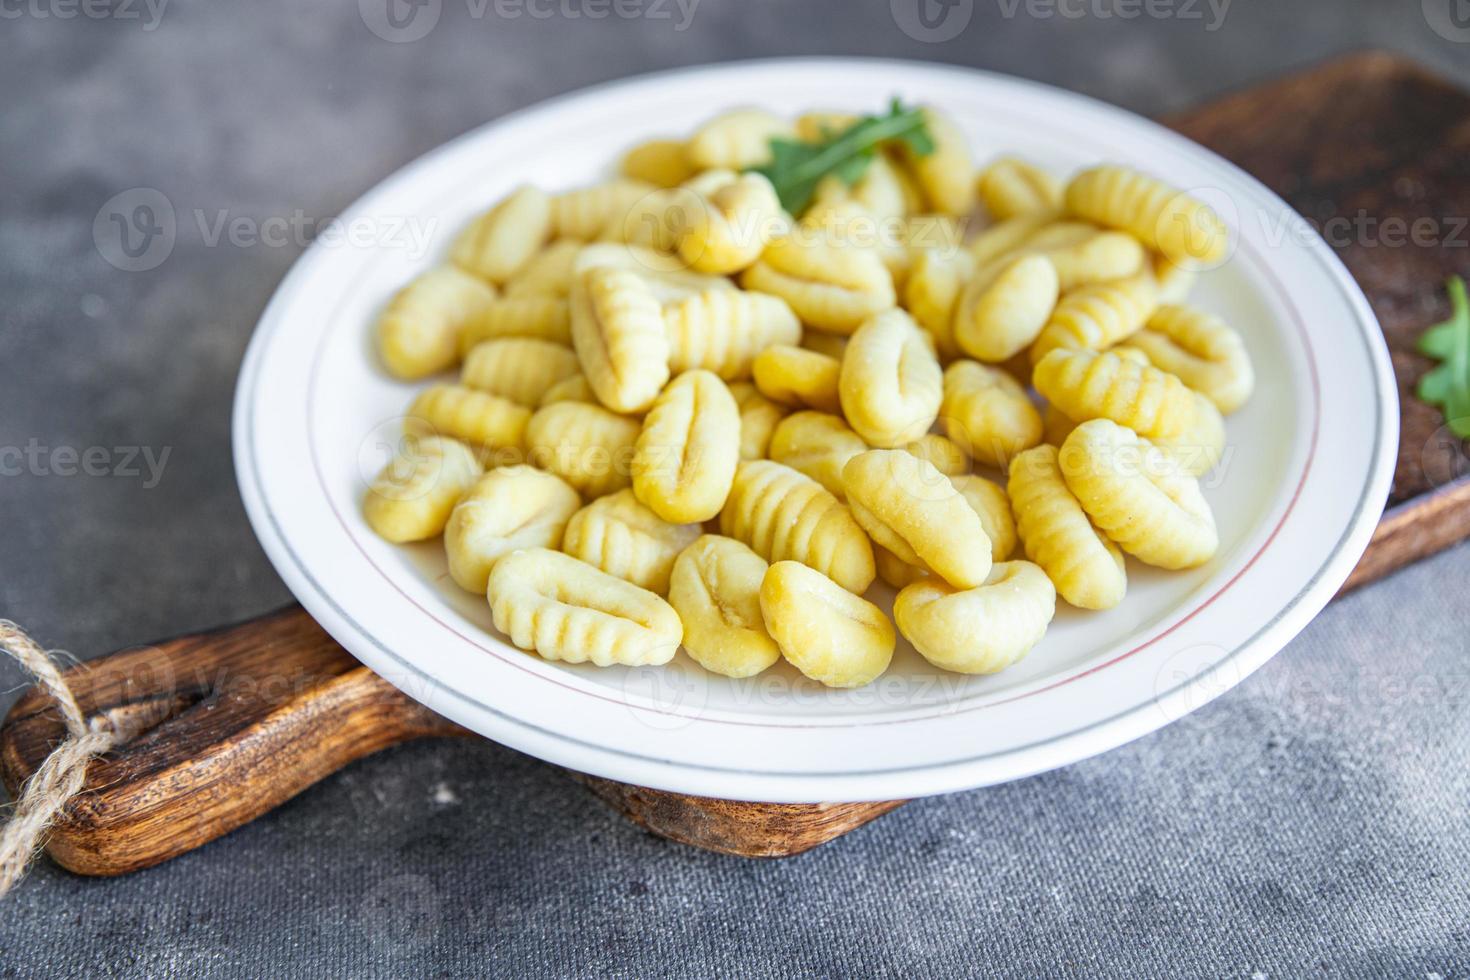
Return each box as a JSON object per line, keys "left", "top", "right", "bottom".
{"left": 720, "top": 460, "right": 875, "bottom": 594}
{"left": 678, "top": 172, "right": 786, "bottom": 275}
{"left": 894, "top": 562, "right": 1056, "bottom": 674}
{"left": 967, "top": 212, "right": 1058, "bottom": 267}
{"left": 897, "top": 107, "right": 976, "bottom": 216}
{"left": 1120, "top": 305, "right": 1254, "bottom": 414}
{"left": 363, "top": 435, "right": 482, "bottom": 544}
{"left": 664, "top": 288, "right": 801, "bottom": 380}
{"left": 1060, "top": 419, "right": 1219, "bottom": 569}
{"left": 729, "top": 382, "right": 788, "bottom": 460}
{"left": 904, "top": 246, "right": 976, "bottom": 360}
{"left": 539, "top": 373, "right": 596, "bottom": 407}
{"left": 524, "top": 401, "right": 641, "bottom": 499}
{"left": 1007, "top": 445, "right": 1126, "bottom": 609}
{"left": 686, "top": 108, "right": 793, "bottom": 170}
{"left": 570, "top": 266, "right": 669, "bottom": 413}
{"left": 768, "top": 411, "right": 868, "bottom": 499}
{"left": 751, "top": 345, "right": 842, "bottom": 414}
{"left": 504, "top": 240, "right": 583, "bottom": 299}
{"left": 460, "top": 338, "right": 581, "bottom": 407}
{"left": 488, "top": 548, "right": 682, "bottom": 667}
{"left": 841, "top": 450, "right": 993, "bottom": 590}
{"left": 1148, "top": 390, "right": 1226, "bottom": 478}
{"left": 800, "top": 331, "right": 848, "bottom": 360}
{"left": 977, "top": 157, "right": 1064, "bottom": 220}
{"left": 794, "top": 110, "right": 857, "bottom": 142}
{"left": 940, "top": 360, "right": 1043, "bottom": 469}
{"left": 561, "top": 489, "right": 700, "bottom": 595}
{"left": 813, "top": 154, "right": 911, "bottom": 224}
{"left": 1065, "top": 165, "right": 1229, "bottom": 268}
{"left": 952, "top": 254, "right": 1061, "bottom": 363}
{"left": 759, "top": 561, "right": 895, "bottom": 689}
{"left": 1032, "top": 348, "right": 1198, "bottom": 442}
{"left": 632, "top": 370, "right": 740, "bottom": 523}
{"left": 1152, "top": 253, "right": 1198, "bottom": 305}
{"left": 452, "top": 185, "right": 552, "bottom": 284}
{"left": 741, "top": 235, "right": 896, "bottom": 335}
{"left": 573, "top": 241, "right": 736, "bottom": 303}
{"left": 550, "top": 180, "right": 656, "bottom": 241}
{"left": 406, "top": 384, "right": 531, "bottom": 456}
{"left": 377, "top": 267, "right": 497, "bottom": 379}
{"left": 839, "top": 309, "right": 944, "bottom": 448}
{"left": 668, "top": 535, "right": 781, "bottom": 678}
{"left": 1030, "top": 271, "right": 1159, "bottom": 363}
{"left": 444, "top": 465, "right": 581, "bottom": 594}
{"left": 903, "top": 433, "right": 970, "bottom": 477}
{"left": 621, "top": 138, "right": 696, "bottom": 189}
{"left": 953, "top": 474, "right": 1018, "bottom": 562}
{"left": 460, "top": 295, "right": 572, "bottom": 352}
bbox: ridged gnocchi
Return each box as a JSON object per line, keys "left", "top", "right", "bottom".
{"left": 1030, "top": 271, "right": 1159, "bottom": 362}
{"left": 1032, "top": 348, "right": 1198, "bottom": 443}
{"left": 1121, "top": 305, "right": 1254, "bottom": 414}
{"left": 686, "top": 109, "right": 793, "bottom": 170}
{"left": 729, "top": 382, "right": 787, "bottom": 460}
{"left": 839, "top": 310, "right": 943, "bottom": 448}
{"left": 977, "top": 157, "right": 1063, "bottom": 220}
{"left": 444, "top": 465, "right": 582, "bottom": 594}
{"left": 664, "top": 288, "right": 801, "bottom": 380}
{"left": 406, "top": 383, "right": 531, "bottom": 458}
{"left": 720, "top": 460, "right": 875, "bottom": 594}
{"left": 752, "top": 345, "right": 842, "bottom": 413}
{"left": 524, "top": 400, "right": 641, "bottom": 499}
{"left": 363, "top": 435, "right": 482, "bottom": 544}
{"left": 1008, "top": 445, "right": 1126, "bottom": 610}
{"left": 632, "top": 370, "right": 740, "bottom": 523}
{"left": 1061, "top": 419, "right": 1219, "bottom": 569}
{"left": 760, "top": 561, "right": 895, "bottom": 688}
{"left": 940, "top": 360, "right": 1043, "bottom": 468}
{"left": 453, "top": 186, "right": 552, "bottom": 284}
{"left": 768, "top": 411, "right": 868, "bottom": 499}
{"left": 551, "top": 180, "right": 655, "bottom": 241}
{"left": 1065, "top": 165, "right": 1229, "bottom": 268}
{"left": 842, "top": 450, "right": 993, "bottom": 590}
{"left": 460, "top": 295, "right": 572, "bottom": 351}
{"left": 461, "top": 338, "right": 582, "bottom": 408}
{"left": 895, "top": 562, "right": 1056, "bottom": 674}
{"left": 561, "top": 488, "right": 700, "bottom": 595}
{"left": 677, "top": 172, "right": 786, "bottom": 275}
{"left": 570, "top": 266, "right": 669, "bottom": 413}
{"left": 488, "top": 548, "right": 682, "bottom": 667}
{"left": 953, "top": 254, "right": 1060, "bottom": 363}
{"left": 378, "top": 267, "right": 497, "bottom": 379}
{"left": 621, "top": 138, "right": 696, "bottom": 189}
{"left": 741, "top": 235, "right": 896, "bottom": 335}
{"left": 668, "top": 535, "right": 781, "bottom": 678}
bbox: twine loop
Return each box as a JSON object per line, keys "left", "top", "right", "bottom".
{"left": 0, "top": 621, "right": 136, "bottom": 898}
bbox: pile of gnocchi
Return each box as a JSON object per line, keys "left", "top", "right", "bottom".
{"left": 362, "top": 104, "right": 1252, "bottom": 689}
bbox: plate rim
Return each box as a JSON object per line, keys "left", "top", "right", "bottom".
{"left": 232, "top": 56, "right": 1399, "bottom": 802}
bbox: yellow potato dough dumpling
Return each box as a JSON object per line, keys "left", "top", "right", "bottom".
{"left": 444, "top": 465, "right": 581, "bottom": 594}
{"left": 940, "top": 360, "right": 1043, "bottom": 469}
{"left": 953, "top": 474, "right": 1017, "bottom": 562}
{"left": 897, "top": 107, "right": 975, "bottom": 217}
{"left": 460, "top": 338, "right": 581, "bottom": 408}
{"left": 677, "top": 172, "right": 786, "bottom": 275}
{"left": 729, "top": 382, "right": 788, "bottom": 460}
{"left": 1030, "top": 271, "right": 1159, "bottom": 363}
{"left": 452, "top": 185, "right": 552, "bottom": 284}
{"left": 841, "top": 450, "right": 993, "bottom": 590}
{"left": 524, "top": 400, "right": 642, "bottom": 499}
{"left": 550, "top": 180, "right": 656, "bottom": 242}
{"left": 561, "top": 489, "right": 700, "bottom": 595}
{"left": 621, "top": 138, "right": 696, "bottom": 189}
{"left": 377, "top": 266, "right": 497, "bottom": 380}
{"left": 760, "top": 561, "right": 895, "bottom": 689}
{"left": 977, "top": 156, "right": 1063, "bottom": 221}
{"left": 1121, "top": 304, "right": 1254, "bottom": 414}
{"left": 904, "top": 246, "right": 976, "bottom": 360}
{"left": 632, "top": 370, "right": 741, "bottom": 524}
{"left": 741, "top": 235, "right": 896, "bottom": 336}
{"left": 460, "top": 295, "right": 572, "bottom": 352}
{"left": 668, "top": 535, "right": 781, "bottom": 679}
{"left": 768, "top": 411, "right": 868, "bottom": 499}
{"left": 903, "top": 433, "right": 970, "bottom": 477}
{"left": 751, "top": 345, "right": 842, "bottom": 414}
{"left": 406, "top": 383, "right": 531, "bottom": 458}
{"left": 363, "top": 435, "right": 482, "bottom": 544}
{"left": 895, "top": 562, "right": 1056, "bottom": 675}
{"left": 1060, "top": 419, "right": 1219, "bottom": 569}
{"left": 1065, "top": 165, "right": 1229, "bottom": 268}
{"left": 664, "top": 288, "right": 801, "bottom": 380}
{"left": 1032, "top": 348, "right": 1199, "bottom": 443}
{"left": 953, "top": 254, "right": 1060, "bottom": 363}
{"left": 839, "top": 309, "right": 944, "bottom": 448}
{"left": 720, "top": 460, "right": 875, "bottom": 594}
{"left": 488, "top": 548, "right": 682, "bottom": 667}
{"left": 570, "top": 265, "right": 670, "bottom": 413}
{"left": 686, "top": 108, "right": 793, "bottom": 170}
{"left": 1008, "top": 445, "right": 1126, "bottom": 610}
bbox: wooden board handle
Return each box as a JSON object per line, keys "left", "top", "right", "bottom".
{"left": 0, "top": 607, "right": 468, "bottom": 876}
{"left": 0, "top": 607, "right": 903, "bottom": 874}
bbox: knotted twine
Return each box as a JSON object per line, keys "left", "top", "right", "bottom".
{"left": 0, "top": 621, "right": 137, "bottom": 898}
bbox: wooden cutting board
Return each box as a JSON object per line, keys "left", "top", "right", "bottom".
{"left": 4, "top": 51, "right": 1468, "bottom": 877}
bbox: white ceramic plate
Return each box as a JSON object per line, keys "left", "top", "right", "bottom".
{"left": 233, "top": 59, "right": 1396, "bottom": 803}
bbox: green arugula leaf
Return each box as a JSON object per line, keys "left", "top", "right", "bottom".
{"left": 749, "top": 99, "right": 934, "bottom": 215}
{"left": 1415, "top": 275, "right": 1470, "bottom": 439}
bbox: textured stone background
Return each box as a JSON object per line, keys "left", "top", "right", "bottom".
{"left": 2, "top": 1, "right": 1469, "bottom": 976}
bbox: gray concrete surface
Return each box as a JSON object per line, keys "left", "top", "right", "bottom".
{"left": 2, "top": 1, "right": 1468, "bottom": 976}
